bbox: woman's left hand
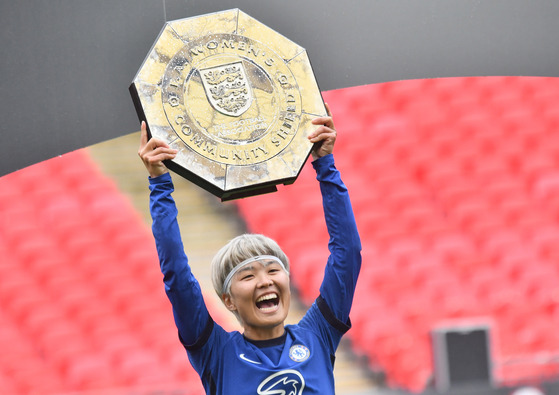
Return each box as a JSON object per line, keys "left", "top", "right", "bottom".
{"left": 309, "top": 102, "right": 336, "bottom": 160}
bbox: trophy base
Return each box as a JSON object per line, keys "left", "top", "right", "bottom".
{"left": 166, "top": 158, "right": 285, "bottom": 201}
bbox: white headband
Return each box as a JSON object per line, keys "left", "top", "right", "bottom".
{"left": 222, "top": 255, "right": 288, "bottom": 295}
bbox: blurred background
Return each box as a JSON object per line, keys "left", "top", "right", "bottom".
{"left": 2, "top": 76, "right": 559, "bottom": 395}
{"left": 2, "top": 1, "right": 559, "bottom": 395}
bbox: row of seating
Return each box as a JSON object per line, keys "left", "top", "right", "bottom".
{"left": 2, "top": 75, "right": 559, "bottom": 394}
{"left": 0, "top": 151, "right": 204, "bottom": 394}
{"left": 237, "top": 76, "right": 559, "bottom": 392}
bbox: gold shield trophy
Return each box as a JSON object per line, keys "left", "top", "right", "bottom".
{"left": 130, "top": 9, "right": 326, "bottom": 200}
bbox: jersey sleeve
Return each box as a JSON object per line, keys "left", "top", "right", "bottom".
{"left": 312, "top": 154, "right": 362, "bottom": 325}
{"left": 148, "top": 172, "right": 211, "bottom": 347}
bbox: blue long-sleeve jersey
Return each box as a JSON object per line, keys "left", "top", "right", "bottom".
{"left": 148, "top": 154, "right": 361, "bottom": 394}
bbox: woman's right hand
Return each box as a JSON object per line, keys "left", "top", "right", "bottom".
{"left": 138, "top": 121, "right": 178, "bottom": 178}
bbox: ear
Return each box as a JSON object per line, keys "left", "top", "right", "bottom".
{"left": 221, "top": 293, "right": 237, "bottom": 312}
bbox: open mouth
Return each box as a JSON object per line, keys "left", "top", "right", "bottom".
{"left": 256, "top": 293, "right": 279, "bottom": 311}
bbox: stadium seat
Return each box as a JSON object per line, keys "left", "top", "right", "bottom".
{"left": 0, "top": 148, "right": 215, "bottom": 394}
{"left": 4, "top": 76, "right": 559, "bottom": 394}
{"left": 237, "top": 76, "right": 559, "bottom": 391}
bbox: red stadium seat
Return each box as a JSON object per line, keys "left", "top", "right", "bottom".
{"left": 0, "top": 148, "right": 210, "bottom": 394}
{"left": 237, "top": 77, "right": 559, "bottom": 391}
{"left": 4, "top": 76, "right": 559, "bottom": 394}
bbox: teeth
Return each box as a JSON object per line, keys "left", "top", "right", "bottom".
{"left": 256, "top": 293, "right": 278, "bottom": 303}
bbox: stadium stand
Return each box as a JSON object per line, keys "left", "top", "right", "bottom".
{"left": 236, "top": 76, "right": 559, "bottom": 392}
{"left": 0, "top": 150, "right": 205, "bottom": 394}
{"left": 2, "top": 76, "right": 559, "bottom": 394}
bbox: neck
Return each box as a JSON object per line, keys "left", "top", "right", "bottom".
{"left": 243, "top": 324, "right": 285, "bottom": 342}
{"left": 244, "top": 330, "right": 287, "bottom": 347}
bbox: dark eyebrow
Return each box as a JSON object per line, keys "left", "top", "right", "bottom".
{"left": 235, "top": 260, "right": 282, "bottom": 277}
{"left": 235, "top": 264, "right": 255, "bottom": 274}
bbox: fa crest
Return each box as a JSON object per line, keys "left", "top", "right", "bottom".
{"left": 200, "top": 61, "right": 253, "bottom": 117}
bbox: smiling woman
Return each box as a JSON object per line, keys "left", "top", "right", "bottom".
{"left": 219, "top": 255, "right": 292, "bottom": 340}
{"left": 138, "top": 103, "right": 362, "bottom": 394}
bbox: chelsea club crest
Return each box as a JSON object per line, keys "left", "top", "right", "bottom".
{"left": 289, "top": 344, "right": 310, "bottom": 363}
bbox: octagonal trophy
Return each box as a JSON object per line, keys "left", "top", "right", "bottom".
{"left": 130, "top": 9, "right": 327, "bottom": 200}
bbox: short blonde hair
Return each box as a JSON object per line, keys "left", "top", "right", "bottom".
{"left": 211, "top": 234, "right": 290, "bottom": 297}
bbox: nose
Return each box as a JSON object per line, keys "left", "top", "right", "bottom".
{"left": 256, "top": 272, "right": 273, "bottom": 288}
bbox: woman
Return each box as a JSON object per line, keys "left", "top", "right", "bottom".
{"left": 138, "top": 104, "right": 361, "bottom": 394}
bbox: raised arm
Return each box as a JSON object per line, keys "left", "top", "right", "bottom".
{"left": 309, "top": 105, "right": 362, "bottom": 325}
{"left": 138, "top": 122, "right": 211, "bottom": 346}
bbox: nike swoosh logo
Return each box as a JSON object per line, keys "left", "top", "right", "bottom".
{"left": 240, "top": 354, "right": 262, "bottom": 365}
